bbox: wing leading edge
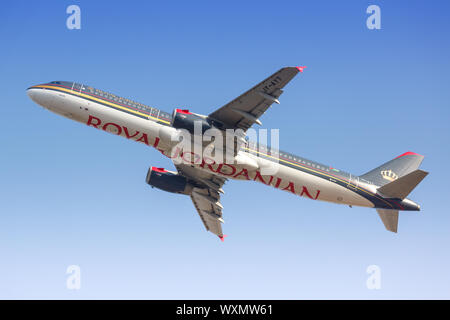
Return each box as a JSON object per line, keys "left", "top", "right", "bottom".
{"left": 170, "top": 67, "right": 305, "bottom": 239}
{"left": 208, "top": 66, "right": 305, "bottom": 131}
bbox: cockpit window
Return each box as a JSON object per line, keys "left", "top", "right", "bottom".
{"left": 50, "top": 81, "right": 61, "bottom": 84}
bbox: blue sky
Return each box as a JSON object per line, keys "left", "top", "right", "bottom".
{"left": 1, "top": 0, "right": 449, "bottom": 299}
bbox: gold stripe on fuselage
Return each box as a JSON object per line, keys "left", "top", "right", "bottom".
{"left": 31, "top": 84, "right": 171, "bottom": 125}
{"left": 32, "top": 84, "right": 390, "bottom": 208}
{"left": 243, "top": 147, "right": 392, "bottom": 208}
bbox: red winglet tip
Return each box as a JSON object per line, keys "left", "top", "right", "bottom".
{"left": 175, "top": 108, "right": 191, "bottom": 114}
{"left": 219, "top": 235, "right": 227, "bottom": 242}
{"left": 296, "top": 66, "right": 307, "bottom": 72}
{"left": 395, "top": 151, "right": 423, "bottom": 159}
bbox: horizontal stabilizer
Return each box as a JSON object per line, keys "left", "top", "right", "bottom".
{"left": 377, "top": 209, "right": 399, "bottom": 233}
{"left": 377, "top": 169, "right": 428, "bottom": 199}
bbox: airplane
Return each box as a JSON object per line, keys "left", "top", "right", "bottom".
{"left": 27, "top": 67, "right": 428, "bottom": 240}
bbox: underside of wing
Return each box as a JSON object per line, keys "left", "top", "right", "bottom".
{"left": 175, "top": 164, "right": 227, "bottom": 239}
{"left": 190, "top": 187, "right": 224, "bottom": 238}
{"left": 208, "top": 66, "right": 304, "bottom": 131}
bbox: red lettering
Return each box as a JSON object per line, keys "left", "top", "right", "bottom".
{"left": 181, "top": 151, "right": 201, "bottom": 164}
{"left": 282, "top": 181, "right": 296, "bottom": 194}
{"left": 300, "top": 186, "right": 314, "bottom": 199}
{"left": 253, "top": 171, "right": 273, "bottom": 185}
{"left": 233, "top": 168, "right": 250, "bottom": 180}
{"left": 169, "top": 147, "right": 182, "bottom": 159}
{"left": 103, "top": 122, "right": 122, "bottom": 135}
{"left": 87, "top": 115, "right": 101, "bottom": 128}
{"left": 299, "top": 187, "right": 321, "bottom": 200}
{"left": 123, "top": 127, "right": 140, "bottom": 139}
{"left": 215, "top": 164, "right": 237, "bottom": 176}
{"left": 274, "top": 177, "right": 282, "bottom": 188}
{"left": 136, "top": 133, "right": 150, "bottom": 145}
{"left": 153, "top": 137, "right": 160, "bottom": 148}
{"left": 200, "top": 157, "right": 216, "bottom": 171}
{"left": 314, "top": 190, "right": 321, "bottom": 200}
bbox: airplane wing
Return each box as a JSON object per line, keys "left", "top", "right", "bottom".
{"left": 175, "top": 164, "right": 227, "bottom": 240}
{"left": 208, "top": 66, "right": 305, "bottom": 131}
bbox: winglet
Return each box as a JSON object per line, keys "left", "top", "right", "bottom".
{"left": 296, "top": 66, "right": 307, "bottom": 73}
{"left": 219, "top": 235, "right": 227, "bottom": 242}
{"left": 175, "top": 108, "right": 191, "bottom": 114}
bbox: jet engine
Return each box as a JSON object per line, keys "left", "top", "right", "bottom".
{"left": 145, "top": 167, "right": 193, "bottom": 194}
{"left": 171, "top": 109, "right": 222, "bottom": 134}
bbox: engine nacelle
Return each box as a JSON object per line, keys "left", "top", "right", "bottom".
{"left": 146, "top": 167, "right": 192, "bottom": 194}
{"left": 171, "top": 109, "right": 217, "bottom": 135}
{"left": 145, "top": 167, "right": 192, "bottom": 194}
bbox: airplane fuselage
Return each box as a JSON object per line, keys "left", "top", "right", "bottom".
{"left": 27, "top": 81, "right": 420, "bottom": 212}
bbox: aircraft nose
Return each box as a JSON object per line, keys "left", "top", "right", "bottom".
{"left": 27, "top": 87, "right": 38, "bottom": 102}
{"left": 27, "top": 87, "right": 51, "bottom": 108}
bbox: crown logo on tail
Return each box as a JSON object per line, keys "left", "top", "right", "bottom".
{"left": 380, "top": 169, "right": 398, "bottom": 181}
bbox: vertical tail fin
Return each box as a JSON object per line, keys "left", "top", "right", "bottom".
{"left": 368, "top": 152, "right": 428, "bottom": 233}
{"left": 359, "top": 151, "right": 425, "bottom": 186}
